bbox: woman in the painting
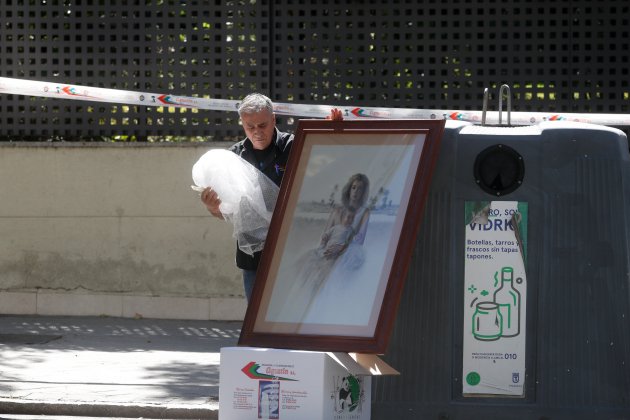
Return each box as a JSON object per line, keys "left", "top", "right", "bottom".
{"left": 278, "top": 173, "right": 371, "bottom": 323}
{"left": 319, "top": 173, "right": 370, "bottom": 261}
{"left": 316, "top": 209, "right": 356, "bottom": 258}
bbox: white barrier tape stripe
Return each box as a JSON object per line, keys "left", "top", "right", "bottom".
{"left": 2, "top": 76, "right": 630, "bottom": 126}
{"left": 0, "top": 76, "right": 239, "bottom": 112}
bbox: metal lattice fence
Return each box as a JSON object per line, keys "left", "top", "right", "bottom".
{"left": 0, "top": 0, "right": 628, "bottom": 141}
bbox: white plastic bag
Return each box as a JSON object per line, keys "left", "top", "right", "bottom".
{"left": 192, "top": 149, "right": 279, "bottom": 256}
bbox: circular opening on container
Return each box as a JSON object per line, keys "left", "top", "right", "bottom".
{"left": 473, "top": 144, "right": 525, "bottom": 196}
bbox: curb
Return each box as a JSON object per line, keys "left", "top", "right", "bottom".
{"left": 0, "top": 399, "right": 219, "bottom": 419}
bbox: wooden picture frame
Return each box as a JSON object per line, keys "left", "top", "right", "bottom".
{"left": 238, "top": 119, "right": 445, "bottom": 353}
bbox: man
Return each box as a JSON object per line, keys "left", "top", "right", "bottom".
{"left": 200, "top": 93, "right": 341, "bottom": 302}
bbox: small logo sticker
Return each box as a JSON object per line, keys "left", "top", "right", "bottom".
{"left": 466, "top": 371, "right": 481, "bottom": 386}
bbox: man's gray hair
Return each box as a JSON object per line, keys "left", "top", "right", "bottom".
{"left": 238, "top": 93, "right": 274, "bottom": 116}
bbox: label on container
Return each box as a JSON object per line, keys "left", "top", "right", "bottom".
{"left": 463, "top": 201, "right": 528, "bottom": 396}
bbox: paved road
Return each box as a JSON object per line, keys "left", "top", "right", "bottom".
{"left": 0, "top": 315, "right": 241, "bottom": 419}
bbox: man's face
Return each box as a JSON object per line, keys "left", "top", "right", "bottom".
{"left": 241, "top": 110, "right": 276, "bottom": 150}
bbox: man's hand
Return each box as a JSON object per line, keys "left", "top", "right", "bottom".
{"left": 326, "top": 108, "right": 343, "bottom": 121}
{"left": 201, "top": 187, "right": 224, "bottom": 219}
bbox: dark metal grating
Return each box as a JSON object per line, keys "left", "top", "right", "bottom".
{"left": 0, "top": 1, "right": 629, "bottom": 141}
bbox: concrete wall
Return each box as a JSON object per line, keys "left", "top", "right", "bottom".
{"left": 0, "top": 142, "right": 246, "bottom": 320}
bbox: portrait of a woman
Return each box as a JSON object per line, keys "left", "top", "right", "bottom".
{"left": 258, "top": 135, "right": 425, "bottom": 336}
{"left": 271, "top": 173, "right": 371, "bottom": 324}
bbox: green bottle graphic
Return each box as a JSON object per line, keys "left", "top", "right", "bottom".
{"left": 493, "top": 267, "right": 521, "bottom": 337}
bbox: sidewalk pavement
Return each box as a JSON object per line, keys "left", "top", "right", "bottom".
{"left": 0, "top": 315, "right": 242, "bottom": 419}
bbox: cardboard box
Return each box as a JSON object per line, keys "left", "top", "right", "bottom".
{"left": 220, "top": 347, "right": 398, "bottom": 420}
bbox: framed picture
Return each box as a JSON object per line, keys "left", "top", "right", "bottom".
{"left": 238, "top": 119, "right": 445, "bottom": 353}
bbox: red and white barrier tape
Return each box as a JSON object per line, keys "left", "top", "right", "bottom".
{"left": 2, "top": 76, "right": 630, "bottom": 126}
